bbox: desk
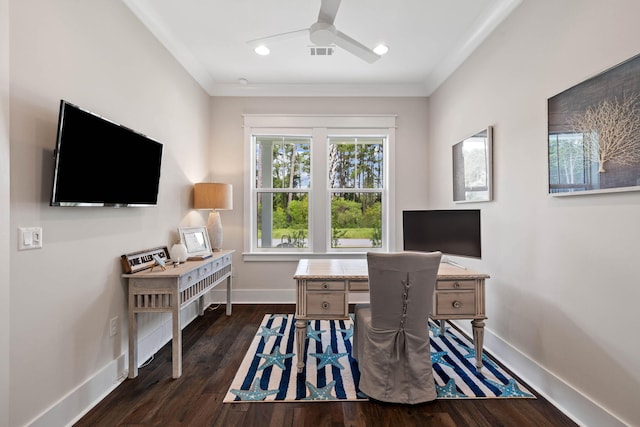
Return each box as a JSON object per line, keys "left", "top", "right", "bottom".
{"left": 123, "top": 250, "right": 233, "bottom": 379}
{"left": 293, "top": 258, "right": 489, "bottom": 372}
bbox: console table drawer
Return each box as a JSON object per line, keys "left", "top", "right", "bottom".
{"left": 307, "top": 281, "right": 345, "bottom": 291}
{"left": 179, "top": 272, "right": 198, "bottom": 288}
{"left": 306, "top": 292, "right": 346, "bottom": 316}
{"left": 437, "top": 280, "right": 475, "bottom": 290}
{"left": 435, "top": 292, "right": 476, "bottom": 315}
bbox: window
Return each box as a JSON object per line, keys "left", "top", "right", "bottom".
{"left": 243, "top": 115, "right": 396, "bottom": 259}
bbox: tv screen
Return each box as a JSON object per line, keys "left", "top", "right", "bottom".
{"left": 50, "top": 100, "right": 163, "bottom": 207}
{"left": 402, "top": 209, "right": 481, "bottom": 258}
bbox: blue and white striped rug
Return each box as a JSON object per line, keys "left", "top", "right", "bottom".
{"left": 224, "top": 314, "right": 534, "bottom": 402}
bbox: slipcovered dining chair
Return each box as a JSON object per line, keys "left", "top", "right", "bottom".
{"left": 353, "top": 251, "right": 442, "bottom": 404}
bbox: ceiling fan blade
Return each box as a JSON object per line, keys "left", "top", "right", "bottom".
{"left": 334, "top": 31, "right": 381, "bottom": 63}
{"left": 247, "top": 28, "right": 309, "bottom": 47}
{"left": 318, "top": 0, "right": 341, "bottom": 24}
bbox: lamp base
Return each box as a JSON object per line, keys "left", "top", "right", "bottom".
{"left": 207, "top": 210, "right": 223, "bottom": 251}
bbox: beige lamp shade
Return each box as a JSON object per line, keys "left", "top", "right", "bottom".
{"left": 193, "top": 183, "right": 233, "bottom": 210}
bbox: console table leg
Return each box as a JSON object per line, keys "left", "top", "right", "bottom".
{"left": 172, "top": 305, "right": 182, "bottom": 378}
{"left": 226, "top": 275, "right": 232, "bottom": 316}
{"left": 128, "top": 311, "right": 138, "bottom": 378}
{"left": 471, "top": 319, "right": 485, "bottom": 371}
{"left": 295, "top": 319, "right": 307, "bottom": 373}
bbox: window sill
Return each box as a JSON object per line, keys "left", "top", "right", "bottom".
{"left": 242, "top": 252, "right": 369, "bottom": 262}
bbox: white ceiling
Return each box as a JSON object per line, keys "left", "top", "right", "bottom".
{"left": 122, "top": 0, "right": 522, "bottom": 97}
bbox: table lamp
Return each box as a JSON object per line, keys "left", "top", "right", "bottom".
{"left": 193, "top": 183, "right": 233, "bottom": 251}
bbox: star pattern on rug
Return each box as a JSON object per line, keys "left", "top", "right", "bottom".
{"left": 338, "top": 324, "right": 353, "bottom": 340}
{"left": 229, "top": 377, "right": 279, "bottom": 401}
{"left": 459, "top": 344, "right": 496, "bottom": 369}
{"left": 256, "top": 345, "right": 295, "bottom": 370}
{"left": 429, "top": 322, "right": 447, "bottom": 337}
{"left": 306, "top": 324, "right": 325, "bottom": 342}
{"left": 436, "top": 378, "right": 466, "bottom": 398}
{"left": 257, "top": 325, "right": 284, "bottom": 343}
{"left": 268, "top": 314, "right": 289, "bottom": 320}
{"left": 485, "top": 378, "right": 534, "bottom": 398}
{"left": 303, "top": 380, "right": 337, "bottom": 400}
{"left": 310, "top": 345, "right": 349, "bottom": 370}
{"left": 431, "top": 350, "right": 456, "bottom": 368}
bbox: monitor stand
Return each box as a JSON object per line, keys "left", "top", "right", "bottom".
{"left": 440, "top": 255, "right": 467, "bottom": 270}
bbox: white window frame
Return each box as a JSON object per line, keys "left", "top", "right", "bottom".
{"left": 243, "top": 114, "right": 396, "bottom": 261}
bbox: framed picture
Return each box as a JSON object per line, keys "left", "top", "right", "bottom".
{"left": 121, "top": 246, "right": 170, "bottom": 274}
{"left": 178, "top": 226, "right": 212, "bottom": 259}
{"left": 453, "top": 126, "right": 493, "bottom": 203}
{"left": 548, "top": 53, "right": 640, "bottom": 195}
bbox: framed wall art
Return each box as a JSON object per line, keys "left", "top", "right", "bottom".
{"left": 453, "top": 126, "right": 493, "bottom": 203}
{"left": 548, "top": 53, "right": 640, "bottom": 195}
{"left": 178, "top": 226, "right": 212, "bottom": 259}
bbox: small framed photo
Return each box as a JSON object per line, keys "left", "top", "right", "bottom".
{"left": 178, "top": 226, "right": 212, "bottom": 259}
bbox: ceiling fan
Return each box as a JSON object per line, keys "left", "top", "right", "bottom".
{"left": 247, "top": 0, "right": 383, "bottom": 63}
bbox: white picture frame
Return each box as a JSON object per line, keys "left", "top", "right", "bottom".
{"left": 178, "top": 226, "right": 212, "bottom": 259}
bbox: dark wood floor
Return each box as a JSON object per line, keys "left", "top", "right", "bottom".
{"left": 75, "top": 304, "right": 577, "bottom": 427}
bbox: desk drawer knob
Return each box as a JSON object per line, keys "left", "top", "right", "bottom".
{"left": 453, "top": 282, "right": 460, "bottom": 289}
{"left": 322, "top": 301, "right": 330, "bottom": 310}
{"left": 452, "top": 301, "right": 462, "bottom": 309}
{"left": 322, "top": 283, "right": 329, "bottom": 289}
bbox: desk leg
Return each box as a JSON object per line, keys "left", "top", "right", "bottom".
{"left": 471, "top": 319, "right": 485, "bottom": 371}
{"left": 226, "top": 275, "right": 232, "bottom": 316}
{"left": 172, "top": 304, "right": 182, "bottom": 379}
{"left": 128, "top": 310, "right": 138, "bottom": 378}
{"left": 295, "top": 319, "right": 307, "bottom": 373}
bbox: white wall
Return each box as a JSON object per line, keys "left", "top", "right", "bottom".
{"left": 209, "top": 96, "right": 429, "bottom": 300}
{"left": 428, "top": 1, "right": 640, "bottom": 425}
{"left": 1, "top": 0, "right": 11, "bottom": 424}
{"left": 9, "top": 0, "right": 211, "bottom": 425}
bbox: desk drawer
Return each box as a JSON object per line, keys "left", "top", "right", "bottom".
{"left": 435, "top": 291, "right": 476, "bottom": 316}
{"left": 437, "top": 280, "right": 475, "bottom": 290}
{"left": 307, "top": 281, "right": 345, "bottom": 291}
{"left": 306, "top": 292, "right": 346, "bottom": 317}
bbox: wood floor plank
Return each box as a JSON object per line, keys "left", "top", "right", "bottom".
{"left": 74, "top": 304, "right": 577, "bottom": 427}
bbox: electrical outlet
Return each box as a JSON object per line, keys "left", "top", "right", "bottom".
{"left": 109, "top": 316, "right": 119, "bottom": 337}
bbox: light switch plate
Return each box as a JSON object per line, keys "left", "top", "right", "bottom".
{"left": 18, "top": 227, "right": 43, "bottom": 250}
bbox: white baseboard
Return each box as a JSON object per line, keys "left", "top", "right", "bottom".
{"left": 29, "top": 303, "right": 203, "bottom": 427}
{"left": 474, "top": 323, "right": 627, "bottom": 427}
{"left": 27, "top": 354, "right": 126, "bottom": 427}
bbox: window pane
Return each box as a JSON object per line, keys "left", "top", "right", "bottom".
{"left": 255, "top": 136, "right": 310, "bottom": 189}
{"left": 329, "top": 138, "right": 384, "bottom": 189}
{"left": 330, "top": 192, "right": 382, "bottom": 248}
{"left": 256, "top": 192, "right": 309, "bottom": 248}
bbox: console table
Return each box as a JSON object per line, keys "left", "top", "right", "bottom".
{"left": 123, "top": 250, "right": 234, "bottom": 379}
{"left": 293, "top": 258, "right": 489, "bottom": 372}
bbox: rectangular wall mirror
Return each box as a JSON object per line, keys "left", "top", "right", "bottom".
{"left": 453, "top": 126, "right": 493, "bottom": 203}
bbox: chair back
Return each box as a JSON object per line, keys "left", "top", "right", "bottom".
{"left": 366, "top": 251, "right": 441, "bottom": 333}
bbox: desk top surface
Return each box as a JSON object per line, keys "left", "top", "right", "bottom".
{"left": 293, "top": 258, "right": 489, "bottom": 280}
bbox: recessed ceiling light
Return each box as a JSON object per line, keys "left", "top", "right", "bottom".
{"left": 254, "top": 45, "right": 270, "bottom": 56}
{"left": 373, "top": 44, "right": 389, "bottom": 55}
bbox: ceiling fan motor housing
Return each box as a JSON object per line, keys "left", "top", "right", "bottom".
{"left": 310, "top": 22, "right": 337, "bottom": 45}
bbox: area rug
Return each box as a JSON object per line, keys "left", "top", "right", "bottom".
{"left": 224, "top": 314, "right": 534, "bottom": 402}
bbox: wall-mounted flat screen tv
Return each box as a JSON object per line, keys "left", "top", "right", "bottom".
{"left": 50, "top": 100, "right": 163, "bottom": 207}
{"left": 402, "top": 209, "right": 481, "bottom": 258}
